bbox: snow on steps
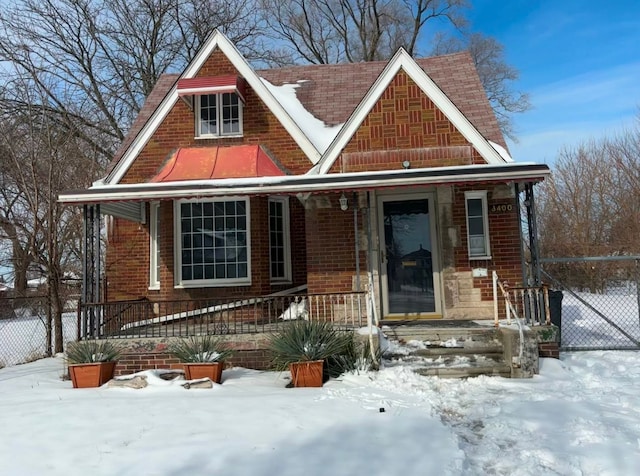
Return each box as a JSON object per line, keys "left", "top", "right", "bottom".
{"left": 382, "top": 321, "right": 513, "bottom": 379}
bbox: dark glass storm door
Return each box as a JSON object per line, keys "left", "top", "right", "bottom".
{"left": 379, "top": 194, "right": 440, "bottom": 317}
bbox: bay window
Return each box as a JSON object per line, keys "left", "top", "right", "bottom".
{"left": 175, "top": 198, "right": 250, "bottom": 287}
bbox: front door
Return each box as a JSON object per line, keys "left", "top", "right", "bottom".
{"left": 379, "top": 194, "right": 441, "bottom": 318}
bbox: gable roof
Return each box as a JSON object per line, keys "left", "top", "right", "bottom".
{"left": 257, "top": 52, "right": 504, "bottom": 148}
{"left": 105, "top": 31, "right": 507, "bottom": 184}
{"left": 315, "top": 48, "right": 506, "bottom": 174}
{"left": 105, "top": 30, "right": 322, "bottom": 185}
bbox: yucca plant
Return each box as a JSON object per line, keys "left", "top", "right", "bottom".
{"left": 168, "top": 335, "right": 234, "bottom": 363}
{"left": 66, "top": 340, "right": 122, "bottom": 364}
{"left": 326, "top": 337, "right": 381, "bottom": 378}
{"left": 268, "top": 320, "right": 353, "bottom": 371}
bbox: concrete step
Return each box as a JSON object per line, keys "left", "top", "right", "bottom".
{"left": 410, "top": 347, "right": 503, "bottom": 358}
{"left": 382, "top": 322, "right": 516, "bottom": 379}
{"left": 384, "top": 326, "right": 501, "bottom": 345}
{"left": 415, "top": 365, "right": 512, "bottom": 379}
{"left": 389, "top": 352, "right": 504, "bottom": 366}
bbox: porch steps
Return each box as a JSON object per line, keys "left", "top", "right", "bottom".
{"left": 381, "top": 321, "right": 513, "bottom": 379}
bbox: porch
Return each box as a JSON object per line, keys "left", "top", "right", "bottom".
{"left": 76, "top": 278, "right": 558, "bottom": 378}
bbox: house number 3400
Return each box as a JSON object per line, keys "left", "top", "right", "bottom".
{"left": 490, "top": 203, "right": 513, "bottom": 213}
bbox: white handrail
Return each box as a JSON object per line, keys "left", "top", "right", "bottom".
{"left": 493, "top": 271, "right": 525, "bottom": 367}
{"left": 493, "top": 271, "right": 499, "bottom": 327}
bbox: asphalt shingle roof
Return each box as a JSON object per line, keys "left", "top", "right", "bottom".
{"left": 108, "top": 51, "right": 505, "bottom": 176}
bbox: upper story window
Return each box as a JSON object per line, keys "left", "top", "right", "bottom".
{"left": 176, "top": 76, "right": 246, "bottom": 139}
{"left": 196, "top": 92, "right": 243, "bottom": 138}
{"left": 465, "top": 191, "right": 491, "bottom": 260}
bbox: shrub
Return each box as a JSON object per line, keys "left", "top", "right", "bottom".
{"left": 66, "top": 340, "right": 122, "bottom": 364}
{"left": 268, "top": 320, "right": 353, "bottom": 371}
{"left": 168, "top": 335, "right": 234, "bottom": 363}
{"left": 325, "top": 335, "right": 381, "bottom": 378}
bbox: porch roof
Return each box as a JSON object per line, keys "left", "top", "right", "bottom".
{"left": 59, "top": 162, "right": 550, "bottom": 205}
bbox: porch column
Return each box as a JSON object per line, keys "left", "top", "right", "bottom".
{"left": 524, "top": 183, "right": 542, "bottom": 286}
{"left": 82, "top": 204, "right": 102, "bottom": 337}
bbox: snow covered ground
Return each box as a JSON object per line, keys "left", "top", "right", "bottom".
{"left": 562, "top": 291, "right": 640, "bottom": 349}
{"left": 1, "top": 351, "right": 639, "bottom": 475}
{"left": 0, "top": 312, "right": 76, "bottom": 366}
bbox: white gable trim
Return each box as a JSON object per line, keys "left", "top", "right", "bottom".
{"left": 315, "top": 48, "right": 505, "bottom": 175}
{"left": 106, "top": 30, "right": 321, "bottom": 185}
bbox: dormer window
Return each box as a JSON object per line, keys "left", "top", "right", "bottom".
{"left": 177, "top": 76, "right": 246, "bottom": 139}
{"left": 197, "top": 92, "right": 242, "bottom": 137}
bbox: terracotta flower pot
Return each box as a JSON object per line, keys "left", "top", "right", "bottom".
{"left": 183, "top": 362, "right": 224, "bottom": 383}
{"left": 289, "top": 360, "right": 324, "bottom": 387}
{"left": 69, "top": 362, "right": 117, "bottom": 388}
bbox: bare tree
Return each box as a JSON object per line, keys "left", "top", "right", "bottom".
{"left": 537, "top": 119, "right": 640, "bottom": 291}
{"left": 259, "top": 1, "right": 526, "bottom": 139}
{"left": 259, "top": 0, "right": 467, "bottom": 64}
{"left": 0, "top": 76, "right": 103, "bottom": 352}
{"left": 0, "top": 0, "right": 260, "bottom": 163}
{"left": 431, "top": 32, "right": 530, "bottom": 141}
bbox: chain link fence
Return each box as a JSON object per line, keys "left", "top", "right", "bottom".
{"left": 541, "top": 256, "right": 640, "bottom": 351}
{"left": 0, "top": 294, "right": 78, "bottom": 367}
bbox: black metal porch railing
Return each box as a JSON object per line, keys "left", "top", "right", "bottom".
{"left": 78, "top": 292, "right": 369, "bottom": 339}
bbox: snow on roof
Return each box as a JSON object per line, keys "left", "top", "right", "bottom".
{"left": 489, "top": 140, "right": 514, "bottom": 163}
{"left": 260, "top": 78, "right": 343, "bottom": 158}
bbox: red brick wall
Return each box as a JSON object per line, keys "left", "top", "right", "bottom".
{"left": 113, "top": 337, "right": 273, "bottom": 376}
{"left": 115, "top": 350, "right": 273, "bottom": 376}
{"left": 106, "top": 195, "right": 307, "bottom": 302}
{"left": 106, "top": 48, "right": 314, "bottom": 302}
{"left": 305, "top": 193, "right": 366, "bottom": 294}
{"left": 538, "top": 342, "right": 560, "bottom": 359}
{"left": 452, "top": 185, "right": 523, "bottom": 303}
{"left": 106, "top": 51, "right": 520, "bottom": 317}
{"left": 121, "top": 49, "right": 313, "bottom": 185}
{"left": 330, "top": 71, "right": 485, "bottom": 173}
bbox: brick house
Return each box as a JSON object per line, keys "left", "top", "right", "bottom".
{"left": 59, "top": 31, "right": 551, "bottom": 372}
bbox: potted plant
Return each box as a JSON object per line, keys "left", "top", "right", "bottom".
{"left": 66, "top": 340, "right": 122, "bottom": 388}
{"left": 268, "top": 320, "right": 352, "bottom": 387}
{"left": 168, "top": 335, "right": 233, "bottom": 383}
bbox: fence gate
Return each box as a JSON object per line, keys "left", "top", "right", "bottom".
{"left": 541, "top": 256, "right": 640, "bottom": 351}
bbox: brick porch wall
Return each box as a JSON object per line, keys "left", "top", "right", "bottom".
{"left": 112, "top": 335, "right": 274, "bottom": 377}
{"left": 538, "top": 342, "right": 560, "bottom": 359}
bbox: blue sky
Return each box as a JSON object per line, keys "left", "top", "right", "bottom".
{"left": 463, "top": 0, "right": 640, "bottom": 163}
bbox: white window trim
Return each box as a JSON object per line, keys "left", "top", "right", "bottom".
{"left": 173, "top": 197, "right": 252, "bottom": 288}
{"left": 194, "top": 93, "right": 244, "bottom": 139}
{"left": 149, "top": 201, "right": 160, "bottom": 290}
{"left": 269, "top": 196, "right": 292, "bottom": 283}
{"left": 464, "top": 190, "right": 491, "bottom": 260}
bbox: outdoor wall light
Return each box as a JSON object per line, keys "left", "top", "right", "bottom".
{"left": 339, "top": 192, "right": 349, "bottom": 211}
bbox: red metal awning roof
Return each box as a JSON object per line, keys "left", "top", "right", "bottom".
{"left": 176, "top": 76, "right": 247, "bottom": 102}
{"left": 150, "top": 145, "right": 287, "bottom": 183}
